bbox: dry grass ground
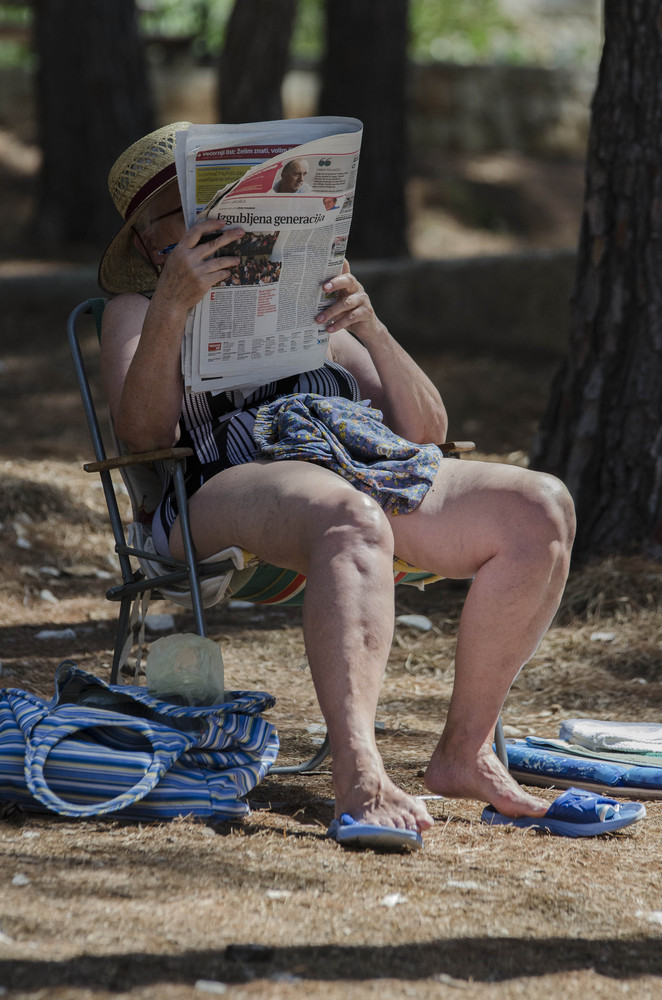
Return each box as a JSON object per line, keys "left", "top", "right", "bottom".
{"left": 2, "top": 130, "right": 662, "bottom": 1000}
{"left": 2, "top": 309, "right": 662, "bottom": 1000}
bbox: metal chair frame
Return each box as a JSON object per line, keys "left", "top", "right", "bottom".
{"left": 67, "top": 297, "right": 507, "bottom": 773}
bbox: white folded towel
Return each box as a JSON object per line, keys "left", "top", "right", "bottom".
{"left": 560, "top": 719, "right": 662, "bottom": 754}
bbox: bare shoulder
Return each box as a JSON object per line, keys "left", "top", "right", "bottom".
{"left": 102, "top": 293, "right": 150, "bottom": 336}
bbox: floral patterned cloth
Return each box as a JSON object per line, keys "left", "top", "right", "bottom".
{"left": 253, "top": 393, "right": 441, "bottom": 515}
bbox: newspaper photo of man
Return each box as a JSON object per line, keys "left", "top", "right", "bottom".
{"left": 273, "top": 158, "right": 311, "bottom": 193}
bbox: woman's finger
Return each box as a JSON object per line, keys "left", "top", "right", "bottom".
{"left": 317, "top": 289, "right": 368, "bottom": 323}
{"left": 204, "top": 255, "right": 240, "bottom": 274}
{"left": 181, "top": 217, "right": 245, "bottom": 253}
{"left": 323, "top": 272, "right": 360, "bottom": 293}
{"left": 178, "top": 216, "right": 224, "bottom": 248}
{"left": 198, "top": 228, "right": 244, "bottom": 258}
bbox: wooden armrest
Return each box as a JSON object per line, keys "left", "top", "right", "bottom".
{"left": 440, "top": 441, "right": 476, "bottom": 455}
{"left": 83, "top": 446, "right": 194, "bottom": 474}
{"left": 85, "top": 441, "right": 474, "bottom": 474}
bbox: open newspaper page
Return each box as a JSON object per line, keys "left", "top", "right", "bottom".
{"left": 175, "top": 118, "right": 362, "bottom": 392}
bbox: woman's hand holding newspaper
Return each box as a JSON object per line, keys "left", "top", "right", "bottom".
{"left": 316, "top": 260, "right": 383, "bottom": 342}
{"left": 158, "top": 217, "right": 244, "bottom": 311}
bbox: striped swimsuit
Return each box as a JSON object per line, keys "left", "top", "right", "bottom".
{"left": 153, "top": 361, "right": 360, "bottom": 548}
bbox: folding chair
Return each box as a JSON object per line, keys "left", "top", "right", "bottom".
{"left": 67, "top": 298, "right": 508, "bottom": 771}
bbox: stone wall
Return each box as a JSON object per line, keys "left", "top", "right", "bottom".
{"left": 355, "top": 250, "right": 575, "bottom": 358}
{"left": 410, "top": 61, "right": 596, "bottom": 158}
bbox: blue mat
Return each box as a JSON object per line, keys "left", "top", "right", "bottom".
{"left": 506, "top": 738, "right": 662, "bottom": 799}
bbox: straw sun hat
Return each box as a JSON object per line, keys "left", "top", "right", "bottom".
{"left": 98, "top": 121, "right": 192, "bottom": 295}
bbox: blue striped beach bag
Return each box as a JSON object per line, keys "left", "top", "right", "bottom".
{"left": 0, "top": 661, "right": 279, "bottom": 822}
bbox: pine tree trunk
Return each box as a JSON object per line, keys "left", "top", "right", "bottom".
{"left": 34, "top": 0, "right": 154, "bottom": 248}
{"left": 318, "top": 0, "right": 409, "bottom": 258}
{"left": 530, "top": 0, "right": 662, "bottom": 558}
{"left": 218, "top": 0, "right": 298, "bottom": 124}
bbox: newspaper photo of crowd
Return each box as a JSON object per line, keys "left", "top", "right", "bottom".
{"left": 212, "top": 231, "right": 282, "bottom": 286}
{"left": 221, "top": 230, "right": 280, "bottom": 258}
{"left": 217, "top": 255, "right": 282, "bottom": 286}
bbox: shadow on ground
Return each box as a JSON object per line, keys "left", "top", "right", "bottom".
{"left": 2, "top": 936, "right": 660, "bottom": 990}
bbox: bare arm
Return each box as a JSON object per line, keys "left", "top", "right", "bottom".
{"left": 100, "top": 219, "right": 243, "bottom": 452}
{"left": 319, "top": 263, "right": 448, "bottom": 444}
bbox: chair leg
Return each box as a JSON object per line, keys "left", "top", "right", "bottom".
{"left": 494, "top": 715, "right": 509, "bottom": 768}
{"left": 270, "top": 721, "right": 507, "bottom": 779}
{"left": 270, "top": 732, "right": 331, "bottom": 775}
{"left": 111, "top": 594, "right": 134, "bottom": 684}
{"left": 170, "top": 460, "right": 207, "bottom": 637}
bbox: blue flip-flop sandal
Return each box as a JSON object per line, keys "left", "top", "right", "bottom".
{"left": 327, "top": 813, "right": 423, "bottom": 851}
{"left": 481, "top": 786, "right": 646, "bottom": 837}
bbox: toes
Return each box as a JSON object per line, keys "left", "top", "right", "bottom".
{"left": 412, "top": 801, "right": 434, "bottom": 830}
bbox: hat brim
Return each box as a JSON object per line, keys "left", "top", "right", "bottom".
{"left": 98, "top": 178, "right": 178, "bottom": 296}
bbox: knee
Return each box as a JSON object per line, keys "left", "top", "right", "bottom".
{"left": 515, "top": 472, "right": 576, "bottom": 563}
{"left": 316, "top": 491, "right": 393, "bottom": 561}
{"left": 539, "top": 473, "right": 576, "bottom": 552}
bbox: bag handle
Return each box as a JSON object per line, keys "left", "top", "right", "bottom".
{"left": 24, "top": 704, "right": 195, "bottom": 818}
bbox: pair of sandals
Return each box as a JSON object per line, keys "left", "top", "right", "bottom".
{"left": 327, "top": 786, "right": 647, "bottom": 851}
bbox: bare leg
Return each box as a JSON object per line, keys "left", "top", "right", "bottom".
{"left": 168, "top": 460, "right": 433, "bottom": 832}
{"left": 389, "top": 458, "right": 575, "bottom": 817}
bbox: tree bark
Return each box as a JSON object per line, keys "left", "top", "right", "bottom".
{"left": 318, "top": 0, "right": 410, "bottom": 258}
{"left": 34, "top": 0, "right": 154, "bottom": 248}
{"left": 530, "top": 0, "right": 662, "bottom": 558}
{"left": 218, "top": 0, "right": 298, "bottom": 124}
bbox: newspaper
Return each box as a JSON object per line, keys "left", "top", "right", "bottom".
{"left": 174, "top": 117, "right": 363, "bottom": 393}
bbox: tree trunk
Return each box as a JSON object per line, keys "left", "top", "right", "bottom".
{"left": 218, "top": 0, "right": 298, "bottom": 124}
{"left": 530, "top": 0, "right": 662, "bottom": 559}
{"left": 34, "top": 0, "right": 154, "bottom": 248}
{"left": 318, "top": 0, "right": 409, "bottom": 259}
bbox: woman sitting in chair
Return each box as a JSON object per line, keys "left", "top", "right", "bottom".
{"left": 98, "top": 123, "right": 576, "bottom": 850}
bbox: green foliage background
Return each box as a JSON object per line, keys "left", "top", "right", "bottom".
{"left": 0, "top": 0, "right": 571, "bottom": 70}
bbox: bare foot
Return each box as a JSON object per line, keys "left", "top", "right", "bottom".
{"left": 424, "top": 740, "right": 549, "bottom": 818}
{"left": 332, "top": 748, "right": 434, "bottom": 833}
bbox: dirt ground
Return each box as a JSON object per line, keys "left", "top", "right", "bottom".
{"left": 2, "top": 132, "right": 662, "bottom": 1000}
